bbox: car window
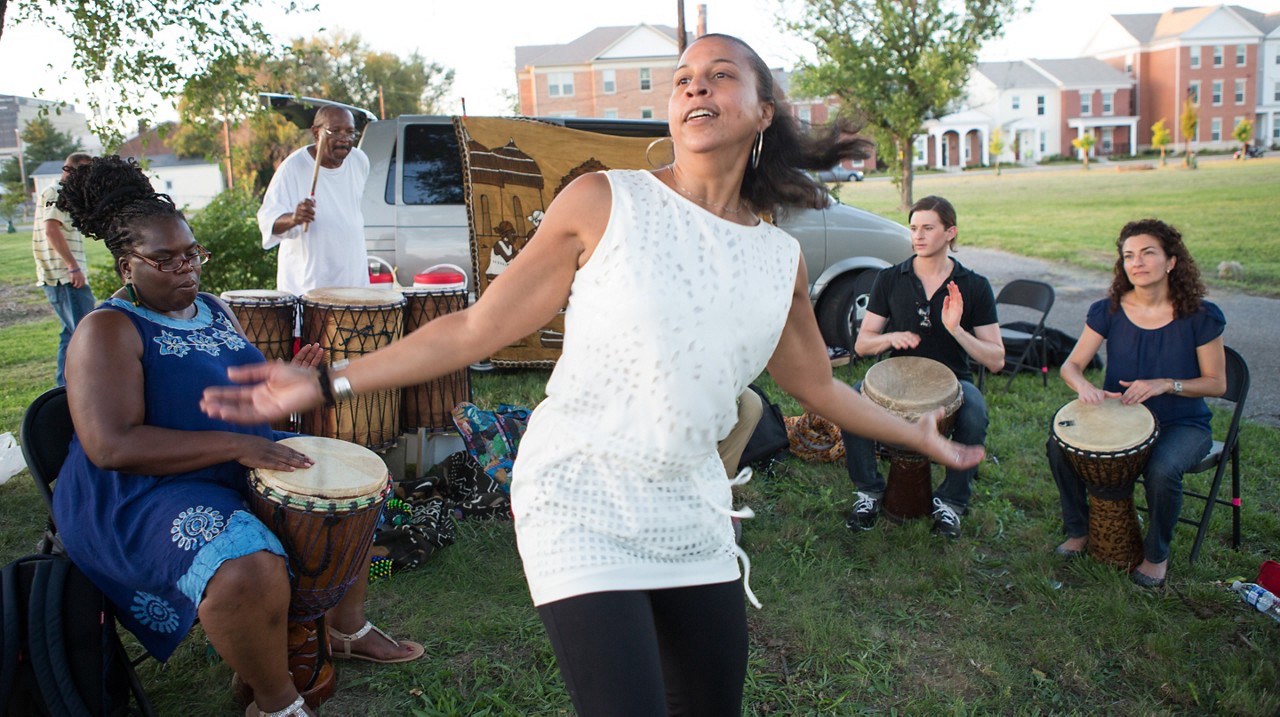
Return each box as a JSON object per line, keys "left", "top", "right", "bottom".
{"left": 402, "top": 124, "right": 465, "bottom": 206}
{"left": 383, "top": 139, "right": 397, "bottom": 205}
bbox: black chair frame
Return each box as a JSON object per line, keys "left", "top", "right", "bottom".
{"left": 993, "top": 279, "right": 1055, "bottom": 393}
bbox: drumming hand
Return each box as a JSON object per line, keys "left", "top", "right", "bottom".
{"left": 201, "top": 362, "right": 323, "bottom": 425}
{"left": 941, "top": 281, "right": 963, "bottom": 334}
{"left": 888, "top": 332, "right": 922, "bottom": 350}
{"left": 291, "top": 343, "right": 325, "bottom": 369}
{"left": 235, "top": 434, "right": 315, "bottom": 471}
{"left": 1118, "top": 379, "right": 1168, "bottom": 405}
{"left": 1077, "top": 383, "right": 1121, "bottom": 405}
{"left": 918, "top": 408, "right": 985, "bottom": 470}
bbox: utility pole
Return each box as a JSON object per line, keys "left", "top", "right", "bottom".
{"left": 14, "top": 128, "right": 27, "bottom": 195}
{"left": 222, "top": 106, "right": 234, "bottom": 190}
{"left": 379, "top": 85, "right": 386, "bottom": 120}
{"left": 677, "top": 0, "right": 687, "bottom": 55}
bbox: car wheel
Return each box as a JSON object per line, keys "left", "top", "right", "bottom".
{"left": 816, "top": 269, "right": 876, "bottom": 352}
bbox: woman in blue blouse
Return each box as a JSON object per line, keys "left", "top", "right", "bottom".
{"left": 1049, "top": 218, "right": 1226, "bottom": 588}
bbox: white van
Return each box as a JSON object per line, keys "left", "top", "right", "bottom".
{"left": 265, "top": 96, "right": 911, "bottom": 350}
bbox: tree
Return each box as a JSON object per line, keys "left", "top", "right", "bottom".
{"left": 789, "top": 0, "right": 1023, "bottom": 208}
{"left": 989, "top": 128, "right": 1005, "bottom": 176}
{"left": 0, "top": 0, "right": 302, "bottom": 147}
{"left": 1232, "top": 118, "right": 1254, "bottom": 158}
{"left": 1180, "top": 100, "right": 1199, "bottom": 168}
{"left": 1150, "top": 118, "right": 1171, "bottom": 167}
{"left": 0, "top": 116, "right": 83, "bottom": 191}
{"left": 1071, "top": 132, "right": 1096, "bottom": 169}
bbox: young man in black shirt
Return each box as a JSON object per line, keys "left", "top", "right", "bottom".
{"left": 843, "top": 196, "right": 1005, "bottom": 537}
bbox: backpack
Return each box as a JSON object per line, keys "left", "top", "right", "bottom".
{"left": 737, "top": 385, "right": 790, "bottom": 471}
{"left": 1, "top": 554, "right": 154, "bottom": 717}
{"left": 1001, "top": 322, "right": 1103, "bottom": 372}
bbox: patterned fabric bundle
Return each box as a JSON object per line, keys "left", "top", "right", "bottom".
{"left": 784, "top": 412, "right": 847, "bottom": 463}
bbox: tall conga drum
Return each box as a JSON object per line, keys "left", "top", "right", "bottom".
{"left": 862, "top": 356, "right": 964, "bottom": 522}
{"left": 299, "top": 288, "right": 405, "bottom": 450}
{"left": 401, "top": 268, "right": 471, "bottom": 432}
{"left": 221, "top": 290, "right": 298, "bottom": 431}
{"left": 1050, "top": 399, "right": 1157, "bottom": 570}
{"left": 243, "top": 436, "right": 392, "bottom": 708}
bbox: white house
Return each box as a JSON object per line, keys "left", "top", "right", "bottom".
{"left": 33, "top": 154, "right": 224, "bottom": 213}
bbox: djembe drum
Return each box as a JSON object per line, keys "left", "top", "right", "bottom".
{"left": 1050, "top": 399, "right": 1157, "bottom": 570}
{"left": 221, "top": 290, "right": 297, "bottom": 431}
{"left": 862, "top": 356, "right": 964, "bottom": 522}
{"left": 299, "top": 288, "right": 405, "bottom": 450}
{"left": 243, "top": 436, "right": 392, "bottom": 708}
{"left": 400, "top": 278, "right": 470, "bottom": 433}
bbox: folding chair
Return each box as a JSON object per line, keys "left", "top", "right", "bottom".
{"left": 994, "top": 280, "right": 1054, "bottom": 393}
{"left": 18, "top": 386, "right": 159, "bottom": 715}
{"left": 1176, "top": 346, "right": 1249, "bottom": 564}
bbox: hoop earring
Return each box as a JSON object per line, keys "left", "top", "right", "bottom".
{"left": 125, "top": 282, "right": 141, "bottom": 307}
{"left": 750, "top": 131, "right": 764, "bottom": 170}
{"left": 645, "top": 137, "right": 674, "bottom": 168}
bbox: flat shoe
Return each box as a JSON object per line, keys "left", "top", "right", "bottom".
{"left": 1053, "top": 544, "right": 1085, "bottom": 560}
{"left": 328, "top": 620, "right": 425, "bottom": 664}
{"left": 245, "top": 696, "right": 310, "bottom": 717}
{"left": 1130, "top": 570, "right": 1166, "bottom": 589}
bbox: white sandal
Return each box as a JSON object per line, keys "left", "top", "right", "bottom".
{"left": 246, "top": 695, "right": 309, "bottom": 717}
{"left": 327, "top": 620, "right": 425, "bottom": 664}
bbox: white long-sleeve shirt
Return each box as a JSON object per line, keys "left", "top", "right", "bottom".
{"left": 257, "top": 146, "right": 371, "bottom": 296}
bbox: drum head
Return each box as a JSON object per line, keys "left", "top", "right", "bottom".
{"left": 221, "top": 289, "right": 296, "bottom": 304}
{"left": 863, "top": 356, "right": 962, "bottom": 421}
{"left": 302, "top": 287, "right": 405, "bottom": 308}
{"left": 1052, "top": 399, "right": 1156, "bottom": 453}
{"left": 256, "top": 436, "right": 388, "bottom": 500}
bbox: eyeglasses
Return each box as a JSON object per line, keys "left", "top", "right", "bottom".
{"left": 62, "top": 165, "right": 75, "bottom": 173}
{"left": 130, "top": 246, "right": 212, "bottom": 273}
{"left": 323, "top": 128, "right": 360, "bottom": 141}
{"left": 916, "top": 302, "right": 933, "bottom": 333}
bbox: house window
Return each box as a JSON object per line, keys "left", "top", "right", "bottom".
{"left": 602, "top": 69, "right": 616, "bottom": 95}
{"left": 1039, "top": 131, "right": 1046, "bottom": 153}
{"left": 913, "top": 137, "right": 927, "bottom": 163}
{"left": 1211, "top": 117, "right": 1222, "bottom": 141}
{"left": 1102, "top": 128, "right": 1114, "bottom": 153}
{"left": 1125, "top": 56, "right": 1133, "bottom": 73}
{"left": 1188, "top": 81, "right": 1200, "bottom": 104}
{"left": 1036, "top": 95, "right": 1045, "bottom": 116}
{"left": 1212, "top": 80, "right": 1223, "bottom": 106}
{"left": 1102, "top": 91, "right": 1114, "bottom": 115}
{"left": 1190, "top": 46, "right": 1200, "bottom": 69}
{"left": 602, "top": 108, "right": 617, "bottom": 119}
{"left": 639, "top": 68, "right": 652, "bottom": 91}
{"left": 1235, "top": 78, "right": 1245, "bottom": 104}
{"left": 1274, "top": 81, "right": 1280, "bottom": 102}
{"left": 640, "top": 107, "right": 653, "bottom": 119}
{"left": 1213, "top": 45, "right": 1224, "bottom": 68}
{"left": 547, "top": 72, "right": 574, "bottom": 97}
{"left": 1080, "top": 91, "right": 1091, "bottom": 115}
{"left": 1236, "top": 45, "right": 1246, "bottom": 67}
{"left": 1011, "top": 95, "right": 1020, "bottom": 110}
{"left": 797, "top": 106, "right": 812, "bottom": 123}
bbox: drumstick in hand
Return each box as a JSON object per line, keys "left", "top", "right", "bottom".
{"left": 303, "top": 130, "right": 326, "bottom": 233}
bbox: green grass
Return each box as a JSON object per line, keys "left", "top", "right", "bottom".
{"left": 2, "top": 166, "right": 1279, "bottom": 715}
{"left": 844, "top": 157, "right": 1280, "bottom": 296}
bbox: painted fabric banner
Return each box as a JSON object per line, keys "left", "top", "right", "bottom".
{"left": 456, "top": 116, "right": 668, "bottom": 367}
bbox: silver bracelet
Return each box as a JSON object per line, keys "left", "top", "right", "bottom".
{"left": 332, "top": 376, "right": 355, "bottom": 403}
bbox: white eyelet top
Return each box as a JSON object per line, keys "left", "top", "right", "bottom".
{"left": 511, "top": 170, "right": 799, "bottom": 607}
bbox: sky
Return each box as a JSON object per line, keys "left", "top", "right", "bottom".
{"left": 2, "top": 0, "right": 1280, "bottom": 125}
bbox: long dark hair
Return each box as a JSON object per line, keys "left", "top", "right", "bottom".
{"left": 1107, "top": 218, "right": 1205, "bottom": 318}
{"left": 55, "top": 156, "right": 184, "bottom": 277}
{"left": 692, "top": 34, "right": 873, "bottom": 213}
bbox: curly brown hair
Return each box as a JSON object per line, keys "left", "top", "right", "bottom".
{"left": 1106, "top": 218, "right": 1205, "bottom": 318}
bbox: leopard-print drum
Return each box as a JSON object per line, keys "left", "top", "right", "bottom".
{"left": 1051, "top": 399, "right": 1158, "bottom": 570}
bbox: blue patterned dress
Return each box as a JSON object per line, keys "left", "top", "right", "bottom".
{"left": 53, "top": 294, "right": 289, "bottom": 661}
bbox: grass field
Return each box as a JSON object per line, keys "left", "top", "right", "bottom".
{"left": 1, "top": 166, "right": 1278, "bottom": 715}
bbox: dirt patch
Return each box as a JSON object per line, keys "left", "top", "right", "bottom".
{"left": 0, "top": 284, "right": 52, "bottom": 330}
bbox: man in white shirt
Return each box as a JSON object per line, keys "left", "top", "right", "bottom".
{"left": 258, "top": 106, "right": 370, "bottom": 296}
{"left": 33, "top": 152, "right": 96, "bottom": 386}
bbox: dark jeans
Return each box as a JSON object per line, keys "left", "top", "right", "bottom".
{"left": 1047, "top": 423, "right": 1211, "bottom": 564}
{"left": 537, "top": 580, "right": 748, "bottom": 717}
{"left": 842, "top": 378, "right": 988, "bottom": 510}
{"left": 42, "top": 282, "right": 96, "bottom": 387}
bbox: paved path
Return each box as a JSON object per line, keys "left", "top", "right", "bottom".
{"left": 960, "top": 247, "right": 1278, "bottom": 427}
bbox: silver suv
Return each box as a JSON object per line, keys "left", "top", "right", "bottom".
{"left": 264, "top": 96, "right": 911, "bottom": 350}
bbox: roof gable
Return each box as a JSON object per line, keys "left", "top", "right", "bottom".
{"left": 1029, "top": 58, "right": 1133, "bottom": 89}
{"left": 974, "top": 61, "right": 1053, "bottom": 90}
{"left": 515, "top": 24, "right": 685, "bottom": 68}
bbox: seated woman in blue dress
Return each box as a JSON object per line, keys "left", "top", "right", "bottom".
{"left": 53, "top": 156, "right": 422, "bottom": 717}
{"left": 1048, "top": 218, "right": 1226, "bottom": 588}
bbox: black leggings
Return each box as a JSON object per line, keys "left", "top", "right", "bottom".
{"left": 537, "top": 579, "right": 748, "bottom": 716}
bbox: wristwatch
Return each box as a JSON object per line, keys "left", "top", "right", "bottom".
{"left": 1172, "top": 380, "right": 1184, "bottom": 394}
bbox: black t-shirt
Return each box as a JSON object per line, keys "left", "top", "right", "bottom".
{"left": 865, "top": 256, "right": 998, "bottom": 383}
